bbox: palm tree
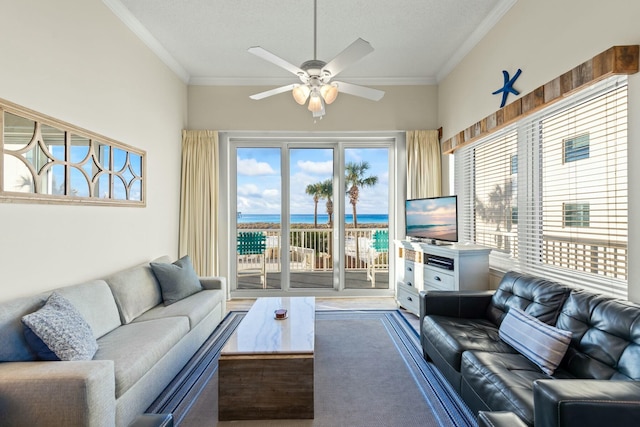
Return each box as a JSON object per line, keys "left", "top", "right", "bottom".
{"left": 345, "top": 161, "right": 378, "bottom": 228}
{"left": 305, "top": 182, "right": 323, "bottom": 227}
{"left": 319, "top": 179, "right": 333, "bottom": 227}
{"left": 475, "top": 179, "right": 515, "bottom": 252}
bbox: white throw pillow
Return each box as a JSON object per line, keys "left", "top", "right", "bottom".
{"left": 499, "top": 307, "right": 572, "bottom": 375}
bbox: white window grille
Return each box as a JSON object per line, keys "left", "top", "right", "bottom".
{"left": 456, "top": 76, "right": 628, "bottom": 298}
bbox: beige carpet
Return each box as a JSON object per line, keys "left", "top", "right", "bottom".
{"left": 148, "top": 310, "right": 474, "bottom": 427}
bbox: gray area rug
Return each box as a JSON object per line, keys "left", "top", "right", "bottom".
{"left": 147, "top": 310, "right": 475, "bottom": 427}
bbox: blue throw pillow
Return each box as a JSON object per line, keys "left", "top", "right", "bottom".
{"left": 23, "top": 325, "right": 59, "bottom": 360}
{"left": 499, "top": 307, "right": 572, "bottom": 375}
{"left": 21, "top": 292, "right": 98, "bottom": 361}
{"left": 150, "top": 255, "right": 202, "bottom": 305}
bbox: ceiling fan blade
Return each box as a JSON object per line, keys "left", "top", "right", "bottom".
{"left": 249, "top": 84, "right": 297, "bottom": 100}
{"left": 248, "top": 46, "right": 307, "bottom": 77}
{"left": 322, "top": 38, "right": 374, "bottom": 77}
{"left": 334, "top": 81, "right": 385, "bottom": 101}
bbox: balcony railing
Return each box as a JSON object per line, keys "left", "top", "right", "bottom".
{"left": 236, "top": 228, "right": 389, "bottom": 289}
{"left": 476, "top": 231, "right": 627, "bottom": 280}
{"left": 543, "top": 234, "right": 627, "bottom": 280}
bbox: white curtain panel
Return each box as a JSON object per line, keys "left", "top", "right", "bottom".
{"left": 406, "top": 130, "right": 442, "bottom": 199}
{"left": 179, "top": 130, "right": 219, "bottom": 276}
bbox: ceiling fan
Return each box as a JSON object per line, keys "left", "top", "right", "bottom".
{"left": 248, "top": 0, "right": 385, "bottom": 120}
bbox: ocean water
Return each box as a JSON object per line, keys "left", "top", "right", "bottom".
{"left": 406, "top": 224, "right": 457, "bottom": 240}
{"left": 237, "top": 213, "right": 388, "bottom": 225}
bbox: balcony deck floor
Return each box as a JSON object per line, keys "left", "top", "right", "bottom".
{"left": 237, "top": 270, "right": 389, "bottom": 290}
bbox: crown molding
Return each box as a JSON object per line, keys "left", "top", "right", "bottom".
{"left": 104, "top": 0, "right": 514, "bottom": 87}
{"left": 436, "top": 0, "right": 518, "bottom": 83}
{"left": 188, "top": 76, "right": 436, "bottom": 86}
{"left": 102, "top": 0, "right": 190, "bottom": 83}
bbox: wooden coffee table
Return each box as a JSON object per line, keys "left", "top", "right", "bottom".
{"left": 218, "top": 296, "right": 315, "bottom": 420}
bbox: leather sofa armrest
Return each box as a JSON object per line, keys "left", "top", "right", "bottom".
{"left": 199, "top": 276, "right": 226, "bottom": 291}
{"left": 0, "top": 360, "right": 115, "bottom": 427}
{"left": 478, "top": 411, "right": 528, "bottom": 427}
{"left": 419, "top": 290, "right": 494, "bottom": 321}
{"left": 534, "top": 379, "right": 640, "bottom": 427}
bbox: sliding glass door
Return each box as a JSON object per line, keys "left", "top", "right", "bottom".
{"left": 235, "top": 147, "right": 282, "bottom": 290}
{"left": 289, "top": 148, "right": 335, "bottom": 289}
{"left": 230, "top": 137, "right": 394, "bottom": 296}
{"left": 343, "top": 147, "right": 390, "bottom": 289}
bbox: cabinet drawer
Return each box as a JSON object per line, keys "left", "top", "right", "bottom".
{"left": 398, "top": 281, "right": 418, "bottom": 294}
{"left": 403, "top": 261, "right": 416, "bottom": 285}
{"left": 397, "top": 287, "right": 419, "bottom": 315}
{"left": 423, "top": 267, "right": 454, "bottom": 291}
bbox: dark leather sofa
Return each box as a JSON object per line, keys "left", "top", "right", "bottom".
{"left": 419, "top": 271, "right": 640, "bottom": 426}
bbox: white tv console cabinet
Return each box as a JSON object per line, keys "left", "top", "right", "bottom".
{"left": 394, "top": 240, "right": 491, "bottom": 316}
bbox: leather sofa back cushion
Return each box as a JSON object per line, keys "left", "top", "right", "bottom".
{"left": 486, "top": 271, "right": 572, "bottom": 326}
{"left": 556, "top": 289, "right": 640, "bottom": 380}
{"left": 105, "top": 258, "right": 169, "bottom": 324}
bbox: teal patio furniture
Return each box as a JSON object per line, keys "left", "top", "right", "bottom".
{"left": 367, "top": 229, "right": 389, "bottom": 287}
{"left": 237, "top": 232, "right": 267, "bottom": 288}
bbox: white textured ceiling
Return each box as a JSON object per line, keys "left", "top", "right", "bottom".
{"left": 104, "top": 0, "right": 516, "bottom": 85}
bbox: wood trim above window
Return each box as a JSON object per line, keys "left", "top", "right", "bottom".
{"left": 442, "top": 45, "right": 639, "bottom": 154}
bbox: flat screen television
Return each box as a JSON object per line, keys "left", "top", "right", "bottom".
{"left": 405, "top": 195, "right": 458, "bottom": 244}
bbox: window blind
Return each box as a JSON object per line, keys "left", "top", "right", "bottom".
{"left": 456, "top": 76, "right": 628, "bottom": 298}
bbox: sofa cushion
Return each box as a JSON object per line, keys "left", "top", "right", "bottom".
{"left": 134, "top": 289, "right": 224, "bottom": 329}
{"left": 94, "top": 316, "right": 189, "bottom": 397}
{"left": 499, "top": 307, "right": 572, "bottom": 375}
{"left": 556, "top": 290, "right": 640, "bottom": 380}
{"left": 150, "top": 255, "right": 202, "bottom": 306}
{"left": 486, "top": 271, "right": 572, "bottom": 326}
{"left": 105, "top": 258, "right": 168, "bottom": 324}
{"left": 0, "top": 293, "right": 48, "bottom": 362}
{"left": 461, "top": 351, "right": 575, "bottom": 426}
{"left": 56, "top": 280, "right": 122, "bottom": 339}
{"left": 21, "top": 292, "right": 98, "bottom": 361}
{"left": 422, "top": 315, "right": 517, "bottom": 373}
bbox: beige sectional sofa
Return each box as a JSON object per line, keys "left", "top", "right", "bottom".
{"left": 0, "top": 256, "right": 227, "bottom": 427}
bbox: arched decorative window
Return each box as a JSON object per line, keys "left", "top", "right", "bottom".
{"left": 1, "top": 99, "right": 145, "bottom": 206}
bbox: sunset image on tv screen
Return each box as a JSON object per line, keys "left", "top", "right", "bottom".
{"left": 406, "top": 197, "right": 457, "bottom": 241}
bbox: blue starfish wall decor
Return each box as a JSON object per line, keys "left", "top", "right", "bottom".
{"left": 492, "top": 68, "right": 522, "bottom": 108}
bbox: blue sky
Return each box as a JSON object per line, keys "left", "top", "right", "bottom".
{"left": 49, "top": 144, "right": 141, "bottom": 200}
{"left": 237, "top": 147, "right": 389, "bottom": 215}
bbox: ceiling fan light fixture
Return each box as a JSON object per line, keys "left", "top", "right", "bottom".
{"left": 292, "top": 84, "right": 311, "bottom": 105}
{"left": 247, "top": 0, "right": 384, "bottom": 120}
{"left": 320, "top": 83, "right": 338, "bottom": 104}
{"left": 308, "top": 91, "right": 324, "bottom": 113}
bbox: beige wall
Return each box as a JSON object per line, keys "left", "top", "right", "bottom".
{"left": 0, "top": 0, "right": 188, "bottom": 301}
{"left": 188, "top": 85, "right": 438, "bottom": 131}
{"left": 439, "top": 0, "right": 640, "bottom": 140}
{"left": 438, "top": 0, "right": 640, "bottom": 301}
